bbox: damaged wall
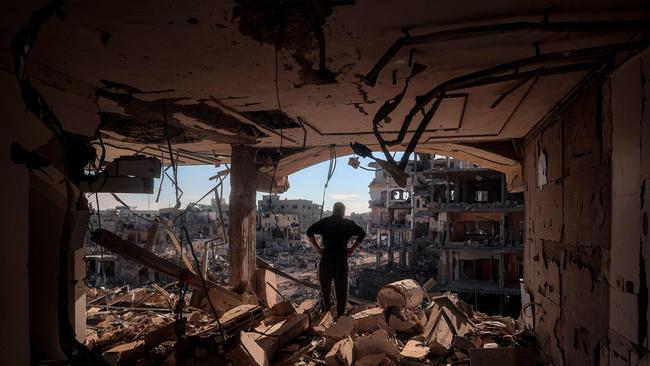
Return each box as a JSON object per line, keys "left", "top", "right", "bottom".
{"left": 608, "top": 47, "right": 650, "bottom": 365}
{"left": 523, "top": 76, "right": 611, "bottom": 364}
{"left": 523, "top": 47, "right": 650, "bottom": 365}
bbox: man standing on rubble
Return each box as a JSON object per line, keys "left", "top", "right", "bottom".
{"left": 307, "top": 202, "right": 366, "bottom": 317}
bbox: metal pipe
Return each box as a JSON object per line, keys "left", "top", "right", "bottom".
{"left": 363, "top": 19, "right": 650, "bottom": 86}
{"left": 386, "top": 42, "right": 646, "bottom": 169}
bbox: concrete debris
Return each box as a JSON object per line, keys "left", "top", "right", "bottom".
{"left": 386, "top": 307, "right": 427, "bottom": 334}
{"left": 400, "top": 340, "right": 430, "bottom": 360}
{"left": 377, "top": 279, "right": 424, "bottom": 310}
{"left": 85, "top": 278, "right": 539, "bottom": 365}
{"left": 354, "top": 329, "right": 401, "bottom": 361}
{"left": 350, "top": 307, "right": 386, "bottom": 333}
{"left": 325, "top": 336, "right": 354, "bottom": 366}
{"left": 355, "top": 353, "right": 395, "bottom": 366}
{"left": 321, "top": 316, "right": 358, "bottom": 347}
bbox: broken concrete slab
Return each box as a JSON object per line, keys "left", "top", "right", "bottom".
{"left": 424, "top": 295, "right": 475, "bottom": 342}
{"left": 424, "top": 312, "right": 454, "bottom": 355}
{"left": 325, "top": 336, "right": 354, "bottom": 366}
{"left": 312, "top": 310, "right": 334, "bottom": 334}
{"left": 296, "top": 298, "right": 320, "bottom": 320}
{"left": 377, "top": 279, "right": 424, "bottom": 310}
{"left": 253, "top": 268, "right": 278, "bottom": 308}
{"left": 387, "top": 307, "right": 426, "bottom": 334}
{"left": 321, "top": 316, "right": 358, "bottom": 344}
{"left": 248, "top": 313, "right": 310, "bottom": 365}
{"left": 144, "top": 318, "right": 185, "bottom": 348}
{"left": 354, "top": 329, "right": 400, "bottom": 361}
{"left": 264, "top": 300, "right": 296, "bottom": 318}
{"left": 400, "top": 340, "right": 430, "bottom": 360}
{"left": 350, "top": 307, "right": 387, "bottom": 334}
{"left": 355, "top": 353, "right": 396, "bottom": 366}
{"left": 102, "top": 340, "right": 145, "bottom": 366}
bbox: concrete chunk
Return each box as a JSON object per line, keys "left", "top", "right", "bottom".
{"left": 325, "top": 336, "right": 354, "bottom": 366}
{"left": 377, "top": 279, "right": 424, "bottom": 310}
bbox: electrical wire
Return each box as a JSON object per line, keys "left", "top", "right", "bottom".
{"left": 358, "top": 164, "right": 383, "bottom": 172}
{"left": 319, "top": 145, "right": 337, "bottom": 219}
{"left": 181, "top": 226, "right": 227, "bottom": 340}
{"left": 162, "top": 100, "right": 181, "bottom": 209}
{"left": 95, "top": 193, "right": 107, "bottom": 287}
{"left": 11, "top": 2, "right": 109, "bottom": 362}
{"left": 172, "top": 169, "right": 230, "bottom": 223}
{"left": 268, "top": 46, "right": 284, "bottom": 238}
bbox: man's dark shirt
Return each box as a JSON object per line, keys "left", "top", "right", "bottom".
{"left": 307, "top": 215, "right": 366, "bottom": 261}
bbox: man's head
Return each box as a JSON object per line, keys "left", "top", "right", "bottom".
{"left": 332, "top": 202, "right": 346, "bottom": 217}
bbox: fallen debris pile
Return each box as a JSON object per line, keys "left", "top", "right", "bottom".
{"left": 87, "top": 229, "right": 540, "bottom": 365}
{"left": 85, "top": 279, "right": 539, "bottom": 365}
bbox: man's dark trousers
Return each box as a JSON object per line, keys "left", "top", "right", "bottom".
{"left": 318, "top": 258, "right": 348, "bottom": 316}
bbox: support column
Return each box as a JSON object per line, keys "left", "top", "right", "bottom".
{"left": 228, "top": 145, "right": 257, "bottom": 285}
{"left": 499, "top": 212, "right": 506, "bottom": 247}
{"left": 498, "top": 253, "right": 505, "bottom": 288}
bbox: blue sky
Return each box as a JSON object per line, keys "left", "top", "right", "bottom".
{"left": 96, "top": 154, "right": 383, "bottom": 214}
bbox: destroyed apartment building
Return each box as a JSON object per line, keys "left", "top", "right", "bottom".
{"left": 1, "top": 1, "right": 650, "bottom": 365}
{"left": 356, "top": 155, "right": 523, "bottom": 316}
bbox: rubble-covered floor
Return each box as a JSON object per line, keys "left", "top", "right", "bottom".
{"left": 84, "top": 277, "right": 546, "bottom": 366}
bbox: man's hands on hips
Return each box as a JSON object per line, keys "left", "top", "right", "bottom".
{"left": 347, "top": 248, "right": 354, "bottom": 257}
{"left": 318, "top": 247, "right": 325, "bottom": 256}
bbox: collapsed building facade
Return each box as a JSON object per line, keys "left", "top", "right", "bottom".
{"left": 360, "top": 155, "right": 524, "bottom": 315}
{"left": 1, "top": 1, "right": 650, "bottom": 365}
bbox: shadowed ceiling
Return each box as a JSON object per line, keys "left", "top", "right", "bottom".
{"left": 1, "top": 0, "right": 648, "bottom": 189}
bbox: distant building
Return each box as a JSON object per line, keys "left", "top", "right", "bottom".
{"left": 257, "top": 195, "right": 321, "bottom": 232}
{"left": 349, "top": 212, "right": 372, "bottom": 238}
{"left": 256, "top": 212, "right": 301, "bottom": 242}
{"left": 86, "top": 203, "right": 222, "bottom": 285}
{"left": 361, "top": 153, "right": 524, "bottom": 315}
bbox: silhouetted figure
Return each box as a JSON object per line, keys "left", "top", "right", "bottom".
{"left": 307, "top": 202, "right": 366, "bottom": 317}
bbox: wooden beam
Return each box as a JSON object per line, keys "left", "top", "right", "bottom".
{"left": 228, "top": 144, "right": 257, "bottom": 285}
{"left": 90, "top": 229, "right": 242, "bottom": 304}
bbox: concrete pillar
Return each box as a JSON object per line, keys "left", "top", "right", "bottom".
{"left": 228, "top": 145, "right": 257, "bottom": 285}
{"left": 445, "top": 220, "right": 452, "bottom": 244}
{"left": 69, "top": 248, "right": 86, "bottom": 343}
{"left": 406, "top": 251, "right": 415, "bottom": 266}
{"left": 499, "top": 253, "right": 505, "bottom": 288}
{"left": 439, "top": 250, "right": 447, "bottom": 283}
{"left": 499, "top": 212, "right": 506, "bottom": 247}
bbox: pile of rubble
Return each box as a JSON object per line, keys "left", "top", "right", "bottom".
{"left": 86, "top": 229, "right": 540, "bottom": 365}
{"left": 85, "top": 278, "right": 539, "bottom": 366}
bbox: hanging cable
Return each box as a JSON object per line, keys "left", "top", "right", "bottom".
{"left": 162, "top": 100, "right": 181, "bottom": 209}
{"left": 358, "top": 164, "right": 383, "bottom": 172}
{"left": 172, "top": 169, "right": 230, "bottom": 223}
{"left": 320, "top": 145, "right": 337, "bottom": 219}
{"left": 181, "top": 226, "right": 227, "bottom": 340}
{"left": 94, "top": 193, "right": 108, "bottom": 287}
{"left": 268, "top": 46, "right": 285, "bottom": 238}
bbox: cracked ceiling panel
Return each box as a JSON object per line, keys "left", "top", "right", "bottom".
{"left": 0, "top": 0, "right": 647, "bottom": 173}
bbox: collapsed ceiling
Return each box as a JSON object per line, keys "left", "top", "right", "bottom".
{"left": 1, "top": 0, "right": 648, "bottom": 190}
